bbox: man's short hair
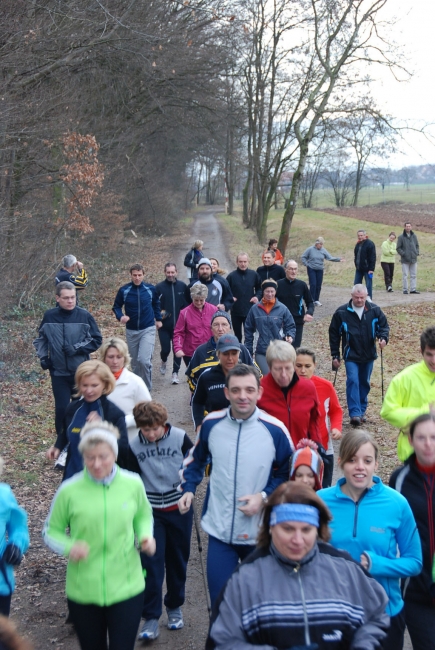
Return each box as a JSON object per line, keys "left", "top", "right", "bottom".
{"left": 56, "top": 281, "right": 75, "bottom": 296}
{"left": 351, "top": 284, "right": 367, "bottom": 295}
{"left": 265, "top": 249, "right": 276, "bottom": 258}
{"left": 420, "top": 326, "right": 435, "bottom": 352}
{"left": 236, "top": 252, "right": 249, "bottom": 262}
{"left": 130, "top": 263, "right": 144, "bottom": 274}
{"left": 62, "top": 254, "right": 77, "bottom": 268}
{"left": 284, "top": 259, "right": 298, "bottom": 269}
{"left": 133, "top": 401, "right": 168, "bottom": 428}
{"left": 357, "top": 229, "right": 366, "bottom": 235}
{"left": 266, "top": 340, "right": 296, "bottom": 367}
{"left": 404, "top": 222, "right": 412, "bottom": 227}
{"left": 225, "top": 364, "right": 260, "bottom": 389}
{"left": 164, "top": 262, "right": 177, "bottom": 271}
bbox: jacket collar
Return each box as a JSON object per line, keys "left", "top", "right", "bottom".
{"left": 227, "top": 405, "right": 260, "bottom": 424}
{"left": 334, "top": 475, "right": 381, "bottom": 499}
{"left": 270, "top": 540, "right": 318, "bottom": 569}
{"left": 139, "top": 424, "right": 171, "bottom": 445}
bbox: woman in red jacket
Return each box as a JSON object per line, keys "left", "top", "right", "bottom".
{"left": 257, "top": 340, "right": 322, "bottom": 449}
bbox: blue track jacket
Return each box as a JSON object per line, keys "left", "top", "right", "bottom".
{"left": 112, "top": 281, "right": 161, "bottom": 331}
{"left": 319, "top": 477, "right": 422, "bottom": 616}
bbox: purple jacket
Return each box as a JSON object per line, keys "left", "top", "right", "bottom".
{"left": 173, "top": 302, "right": 218, "bottom": 357}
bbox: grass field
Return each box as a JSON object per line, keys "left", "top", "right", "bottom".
{"left": 219, "top": 206, "right": 435, "bottom": 291}
{"left": 298, "top": 182, "right": 435, "bottom": 209}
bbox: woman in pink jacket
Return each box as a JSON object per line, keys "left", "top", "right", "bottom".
{"left": 173, "top": 284, "right": 218, "bottom": 366}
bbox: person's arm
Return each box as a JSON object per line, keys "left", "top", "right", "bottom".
{"left": 328, "top": 312, "right": 341, "bottom": 360}
{"left": 43, "top": 487, "right": 76, "bottom": 557}
{"left": 6, "top": 488, "right": 30, "bottom": 555}
{"left": 219, "top": 277, "right": 234, "bottom": 311}
{"left": 350, "top": 573, "right": 390, "bottom": 650}
{"left": 415, "top": 234, "right": 420, "bottom": 256}
{"left": 362, "top": 499, "right": 422, "bottom": 579}
{"left": 368, "top": 241, "right": 376, "bottom": 271}
{"left": 69, "top": 315, "right": 102, "bottom": 355}
{"left": 243, "top": 309, "right": 255, "bottom": 356}
{"left": 265, "top": 427, "right": 293, "bottom": 494}
{"left": 181, "top": 433, "right": 194, "bottom": 456}
{"left": 184, "top": 249, "right": 196, "bottom": 270}
{"left": 375, "top": 309, "right": 389, "bottom": 345}
{"left": 322, "top": 248, "right": 341, "bottom": 262}
{"left": 303, "top": 283, "right": 315, "bottom": 317}
{"left": 112, "top": 287, "right": 126, "bottom": 321}
{"left": 151, "top": 286, "right": 162, "bottom": 323}
{"left": 133, "top": 479, "right": 154, "bottom": 544}
{"left": 173, "top": 310, "right": 187, "bottom": 354}
{"left": 33, "top": 318, "right": 50, "bottom": 365}
{"left": 380, "top": 376, "right": 431, "bottom": 429}
{"left": 69, "top": 267, "right": 89, "bottom": 289}
{"left": 112, "top": 411, "right": 130, "bottom": 469}
{"left": 328, "top": 384, "right": 343, "bottom": 433}
{"left": 191, "top": 375, "right": 209, "bottom": 429}
{"left": 301, "top": 247, "right": 310, "bottom": 267}
{"left": 282, "top": 307, "right": 296, "bottom": 342}
{"left": 125, "top": 447, "right": 142, "bottom": 474}
{"left": 396, "top": 235, "right": 404, "bottom": 258}
{"left": 179, "top": 426, "right": 211, "bottom": 496}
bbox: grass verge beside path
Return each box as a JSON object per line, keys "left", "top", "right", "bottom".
{"left": 218, "top": 207, "right": 435, "bottom": 291}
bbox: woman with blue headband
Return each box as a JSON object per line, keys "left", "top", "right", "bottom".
{"left": 207, "top": 482, "right": 389, "bottom": 649}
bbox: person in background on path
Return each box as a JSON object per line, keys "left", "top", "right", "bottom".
{"left": 380, "top": 231, "right": 397, "bottom": 292}
{"left": 329, "top": 284, "right": 389, "bottom": 427}
{"left": 244, "top": 279, "right": 295, "bottom": 375}
{"left": 99, "top": 337, "right": 151, "bottom": 442}
{"left": 258, "top": 341, "right": 322, "bottom": 449}
{"left": 155, "top": 262, "right": 188, "bottom": 385}
{"left": 33, "top": 281, "right": 102, "bottom": 440}
{"left": 46, "top": 360, "right": 129, "bottom": 480}
{"left": 354, "top": 229, "right": 376, "bottom": 299}
{"left": 319, "top": 430, "right": 422, "bottom": 650}
{"left": 390, "top": 413, "right": 435, "bottom": 650}
{"left": 277, "top": 259, "right": 314, "bottom": 348}
{"left": 0, "top": 458, "right": 29, "bottom": 617}
{"left": 256, "top": 250, "right": 286, "bottom": 284}
{"left": 207, "top": 482, "right": 389, "bottom": 650}
{"left": 289, "top": 439, "right": 324, "bottom": 490}
{"left": 112, "top": 264, "right": 162, "bottom": 391}
{"left": 381, "top": 326, "right": 435, "bottom": 461}
{"left": 209, "top": 257, "right": 227, "bottom": 277}
{"left": 301, "top": 236, "right": 344, "bottom": 307}
{"left": 173, "top": 284, "right": 218, "bottom": 367}
{"left": 397, "top": 221, "right": 420, "bottom": 295}
{"left": 295, "top": 347, "right": 343, "bottom": 487}
{"left": 43, "top": 421, "right": 155, "bottom": 650}
{"left": 191, "top": 334, "right": 242, "bottom": 431}
{"left": 186, "top": 311, "right": 258, "bottom": 393}
{"left": 55, "top": 254, "right": 88, "bottom": 301}
{"left": 261, "top": 238, "right": 284, "bottom": 265}
{"left": 226, "top": 253, "right": 261, "bottom": 343}
{"left": 187, "top": 258, "right": 234, "bottom": 312}
{"left": 178, "top": 364, "right": 293, "bottom": 606}
{"left": 128, "top": 401, "right": 193, "bottom": 642}
{"left": 183, "top": 239, "right": 204, "bottom": 281}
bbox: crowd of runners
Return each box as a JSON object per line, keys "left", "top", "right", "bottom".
{"left": 1, "top": 224, "right": 432, "bottom": 650}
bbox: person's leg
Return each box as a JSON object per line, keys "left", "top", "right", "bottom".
{"left": 255, "top": 353, "right": 269, "bottom": 376}
{"left": 136, "top": 326, "right": 156, "bottom": 391}
{"left": 207, "top": 536, "right": 244, "bottom": 606}
{"left": 51, "top": 374, "right": 76, "bottom": 435}
{"left": 158, "top": 328, "right": 171, "bottom": 364}
{"left": 169, "top": 329, "right": 182, "bottom": 375}
{"left": 344, "top": 361, "right": 362, "bottom": 418}
{"left": 106, "top": 590, "right": 145, "bottom": 650}
{"left": 234, "top": 544, "right": 256, "bottom": 563}
{"left": 405, "top": 600, "right": 435, "bottom": 650}
{"left": 380, "top": 608, "right": 405, "bottom": 650}
{"left": 141, "top": 510, "right": 166, "bottom": 619}
{"left": 291, "top": 322, "right": 304, "bottom": 349}
{"left": 67, "top": 599, "right": 108, "bottom": 650}
{"left": 0, "top": 596, "right": 11, "bottom": 617}
{"left": 163, "top": 508, "right": 193, "bottom": 611}
{"left": 307, "top": 267, "right": 317, "bottom": 302}
{"left": 183, "top": 355, "right": 191, "bottom": 367}
{"left": 125, "top": 329, "right": 140, "bottom": 376}
{"left": 358, "top": 361, "right": 374, "bottom": 417}
{"left": 354, "top": 269, "right": 363, "bottom": 286}
{"left": 409, "top": 262, "right": 418, "bottom": 291}
{"left": 381, "top": 262, "right": 390, "bottom": 288}
{"left": 364, "top": 272, "right": 372, "bottom": 298}
{"left": 315, "top": 270, "right": 324, "bottom": 302}
{"left": 232, "top": 314, "right": 244, "bottom": 343}
{"left": 389, "top": 263, "right": 394, "bottom": 286}
{"left": 322, "top": 454, "right": 334, "bottom": 488}
{"left": 401, "top": 263, "right": 410, "bottom": 292}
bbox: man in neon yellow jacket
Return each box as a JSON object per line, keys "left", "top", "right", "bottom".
{"left": 381, "top": 326, "right": 435, "bottom": 460}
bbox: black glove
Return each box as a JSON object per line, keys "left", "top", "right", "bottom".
{"left": 63, "top": 344, "right": 76, "bottom": 357}
{"left": 40, "top": 356, "right": 53, "bottom": 371}
{"left": 2, "top": 544, "right": 23, "bottom": 566}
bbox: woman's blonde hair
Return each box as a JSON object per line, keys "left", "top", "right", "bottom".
{"left": 78, "top": 420, "right": 120, "bottom": 457}
{"left": 193, "top": 240, "right": 204, "bottom": 250}
{"left": 74, "top": 360, "right": 116, "bottom": 397}
{"left": 99, "top": 337, "right": 131, "bottom": 369}
{"left": 190, "top": 283, "right": 208, "bottom": 298}
{"left": 266, "top": 340, "right": 296, "bottom": 366}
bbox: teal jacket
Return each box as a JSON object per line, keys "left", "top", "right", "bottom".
{"left": 43, "top": 467, "right": 153, "bottom": 606}
{"left": 0, "top": 484, "right": 29, "bottom": 596}
{"left": 319, "top": 477, "right": 422, "bottom": 616}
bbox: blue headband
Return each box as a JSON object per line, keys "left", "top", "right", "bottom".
{"left": 270, "top": 503, "right": 319, "bottom": 527}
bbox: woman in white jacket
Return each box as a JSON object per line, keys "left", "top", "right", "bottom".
{"left": 100, "top": 337, "right": 151, "bottom": 440}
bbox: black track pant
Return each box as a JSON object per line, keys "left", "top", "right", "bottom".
{"left": 51, "top": 373, "right": 76, "bottom": 436}
{"left": 68, "top": 591, "right": 144, "bottom": 650}
{"left": 404, "top": 600, "right": 435, "bottom": 650}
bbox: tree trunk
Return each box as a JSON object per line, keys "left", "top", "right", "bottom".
{"left": 278, "top": 142, "right": 309, "bottom": 254}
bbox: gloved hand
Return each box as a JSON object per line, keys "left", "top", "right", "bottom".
{"left": 63, "top": 344, "right": 76, "bottom": 357}
{"left": 40, "top": 357, "right": 53, "bottom": 371}
{"left": 2, "top": 544, "right": 23, "bottom": 566}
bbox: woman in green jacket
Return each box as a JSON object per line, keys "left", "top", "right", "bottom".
{"left": 380, "top": 231, "right": 397, "bottom": 292}
{"left": 43, "top": 420, "right": 155, "bottom": 650}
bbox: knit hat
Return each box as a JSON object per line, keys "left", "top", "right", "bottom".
{"left": 197, "top": 257, "right": 212, "bottom": 269}
{"left": 211, "top": 310, "right": 232, "bottom": 326}
{"left": 290, "top": 440, "right": 324, "bottom": 490}
{"left": 261, "top": 278, "right": 278, "bottom": 293}
{"left": 216, "top": 334, "right": 241, "bottom": 353}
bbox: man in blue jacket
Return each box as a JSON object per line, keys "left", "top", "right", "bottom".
{"left": 113, "top": 264, "right": 162, "bottom": 391}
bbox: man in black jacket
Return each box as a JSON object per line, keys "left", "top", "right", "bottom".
{"left": 155, "top": 262, "right": 188, "bottom": 384}
{"left": 277, "top": 260, "right": 314, "bottom": 348}
{"left": 256, "top": 250, "right": 286, "bottom": 284}
{"left": 354, "top": 229, "right": 376, "bottom": 299}
{"left": 33, "top": 281, "right": 102, "bottom": 436}
{"left": 226, "top": 253, "right": 262, "bottom": 342}
{"left": 329, "top": 284, "right": 389, "bottom": 426}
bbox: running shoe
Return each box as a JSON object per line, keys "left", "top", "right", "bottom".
{"left": 167, "top": 607, "right": 184, "bottom": 630}
{"left": 160, "top": 362, "right": 167, "bottom": 375}
{"left": 171, "top": 373, "right": 180, "bottom": 384}
{"left": 314, "top": 300, "right": 322, "bottom": 306}
{"left": 138, "top": 619, "right": 160, "bottom": 640}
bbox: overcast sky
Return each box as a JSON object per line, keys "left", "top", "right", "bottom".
{"left": 372, "top": 0, "right": 435, "bottom": 167}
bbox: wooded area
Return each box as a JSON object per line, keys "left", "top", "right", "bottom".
{"left": 0, "top": 0, "right": 408, "bottom": 308}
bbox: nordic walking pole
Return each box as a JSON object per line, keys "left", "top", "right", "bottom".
{"left": 380, "top": 346, "right": 384, "bottom": 402}
{"left": 192, "top": 500, "right": 212, "bottom": 617}
{"left": 333, "top": 368, "right": 338, "bottom": 387}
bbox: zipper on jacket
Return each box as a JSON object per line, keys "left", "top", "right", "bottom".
{"left": 172, "top": 284, "right": 176, "bottom": 329}
{"left": 103, "top": 486, "right": 107, "bottom": 604}
{"left": 230, "top": 422, "right": 243, "bottom": 543}
{"left": 137, "top": 285, "right": 141, "bottom": 329}
{"left": 63, "top": 323, "right": 69, "bottom": 373}
{"left": 296, "top": 567, "right": 312, "bottom": 646}
{"left": 352, "top": 489, "right": 369, "bottom": 537}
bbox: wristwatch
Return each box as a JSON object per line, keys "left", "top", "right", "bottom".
{"left": 261, "top": 491, "right": 268, "bottom": 503}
